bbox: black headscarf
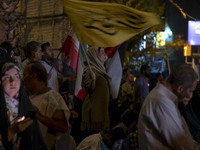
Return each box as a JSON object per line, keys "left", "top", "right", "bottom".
{"left": 0, "top": 62, "right": 47, "bottom": 150}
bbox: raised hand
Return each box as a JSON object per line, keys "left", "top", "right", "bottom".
{"left": 8, "top": 117, "right": 33, "bottom": 141}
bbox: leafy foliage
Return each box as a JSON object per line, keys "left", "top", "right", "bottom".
{"left": 125, "top": 0, "right": 165, "bottom": 71}
{"left": 83, "top": 0, "right": 166, "bottom": 71}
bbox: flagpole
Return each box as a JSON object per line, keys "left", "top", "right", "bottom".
{"left": 80, "top": 44, "right": 92, "bottom": 72}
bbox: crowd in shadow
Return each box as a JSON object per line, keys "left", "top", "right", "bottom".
{"left": 1, "top": 41, "right": 200, "bottom": 150}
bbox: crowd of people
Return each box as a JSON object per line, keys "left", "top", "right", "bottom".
{"left": 1, "top": 40, "right": 200, "bottom": 150}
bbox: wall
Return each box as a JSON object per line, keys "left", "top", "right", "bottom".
{"left": 17, "top": 0, "right": 70, "bottom": 54}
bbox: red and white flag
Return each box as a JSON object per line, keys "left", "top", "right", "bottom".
{"left": 60, "top": 31, "right": 87, "bottom": 100}
{"left": 75, "top": 45, "right": 123, "bottom": 100}
{"left": 75, "top": 44, "right": 87, "bottom": 100}
{"left": 60, "top": 32, "right": 80, "bottom": 73}
{"left": 105, "top": 46, "right": 122, "bottom": 99}
{"left": 61, "top": 34, "right": 126, "bottom": 100}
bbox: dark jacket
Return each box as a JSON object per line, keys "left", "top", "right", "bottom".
{"left": 178, "top": 82, "right": 200, "bottom": 143}
{"left": 0, "top": 47, "right": 14, "bottom": 64}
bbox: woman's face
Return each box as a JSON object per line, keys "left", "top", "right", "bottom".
{"left": 2, "top": 68, "right": 20, "bottom": 98}
{"left": 99, "top": 48, "right": 108, "bottom": 63}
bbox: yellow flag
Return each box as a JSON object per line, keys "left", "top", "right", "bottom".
{"left": 60, "top": 0, "right": 161, "bottom": 47}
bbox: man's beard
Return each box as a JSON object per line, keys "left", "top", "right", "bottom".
{"left": 177, "top": 93, "right": 185, "bottom": 101}
{"left": 177, "top": 90, "right": 189, "bottom": 102}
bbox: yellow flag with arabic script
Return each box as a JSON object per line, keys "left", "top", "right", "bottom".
{"left": 60, "top": 0, "right": 161, "bottom": 47}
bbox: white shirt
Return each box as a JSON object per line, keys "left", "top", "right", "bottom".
{"left": 30, "top": 89, "right": 70, "bottom": 150}
{"left": 77, "top": 133, "right": 102, "bottom": 150}
{"left": 40, "top": 60, "right": 59, "bottom": 91}
{"left": 138, "top": 83, "right": 200, "bottom": 150}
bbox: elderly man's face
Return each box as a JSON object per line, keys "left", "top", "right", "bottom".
{"left": 2, "top": 68, "right": 20, "bottom": 98}
{"left": 178, "top": 80, "right": 198, "bottom": 104}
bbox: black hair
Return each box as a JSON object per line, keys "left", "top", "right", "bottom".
{"left": 0, "top": 42, "right": 13, "bottom": 55}
{"left": 41, "top": 42, "right": 50, "bottom": 52}
{"left": 140, "top": 65, "right": 150, "bottom": 74}
{"left": 25, "top": 41, "right": 41, "bottom": 58}
{"left": 123, "top": 68, "right": 129, "bottom": 75}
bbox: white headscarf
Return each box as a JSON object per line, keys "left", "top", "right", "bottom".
{"left": 86, "top": 46, "right": 111, "bottom": 80}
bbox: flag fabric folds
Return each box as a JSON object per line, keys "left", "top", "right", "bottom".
{"left": 60, "top": 33, "right": 80, "bottom": 72}
{"left": 105, "top": 43, "right": 127, "bottom": 99}
{"left": 105, "top": 46, "right": 120, "bottom": 58}
{"left": 60, "top": 31, "right": 124, "bottom": 100}
{"left": 106, "top": 49, "right": 122, "bottom": 99}
{"left": 75, "top": 44, "right": 88, "bottom": 100}
{"left": 75, "top": 44, "right": 123, "bottom": 100}
{"left": 60, "top": 0, "right": 161, "bottom": 47}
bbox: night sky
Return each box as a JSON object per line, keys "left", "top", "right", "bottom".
{"left": 163, "top": 0, "right": 200, "bottom": 70}
{"left": 165, "top": 0, "right": 200, "bottom": 40}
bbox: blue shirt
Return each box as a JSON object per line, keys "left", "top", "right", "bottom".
{"left": 134, "top": 75, "right": 149, "bottom": 101}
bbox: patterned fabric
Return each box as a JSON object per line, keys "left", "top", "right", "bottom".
{"left": 121, "top": 82, "right": 134, "bottom": 97}
{"left": 3, "top": 93, "right": 20, "bottom": 150}
{"left": 0, "top": 85, "right": 47, "bottom": 150}
{"left": 30, "top": 88, "right": 70, "bottom": 150}
{"left": 129, "top": 130, "right": 139, "bottom": 150}
{"left": 4, "top": 94, "right": 19, "bottom": 124}
{"left": 77, "top": 133, "right": 102, "bottom": 150}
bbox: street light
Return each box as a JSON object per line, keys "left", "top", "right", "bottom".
{"left": 183, "top": 43, "right": 195, "bottom": 69}
{"left": 183, "top": 44, "right": 191, "bottom": 56}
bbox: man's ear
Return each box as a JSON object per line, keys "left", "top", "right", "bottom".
{"left": 177, "top": 85, "right": 184, "bottom": 94}
{"left": 31, "top": 51, "right": 35, "bottom": 57}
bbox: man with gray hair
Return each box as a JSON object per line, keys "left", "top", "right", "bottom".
{"left": 138, "top": 64, "right": 200, "bottom": 150}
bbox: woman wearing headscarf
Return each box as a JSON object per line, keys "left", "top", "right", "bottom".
{"left": 0, "top": 62, "right": 47, "bottom": 150}
{"left": 81, "top": 46, "right": 111, "bottom": 135}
